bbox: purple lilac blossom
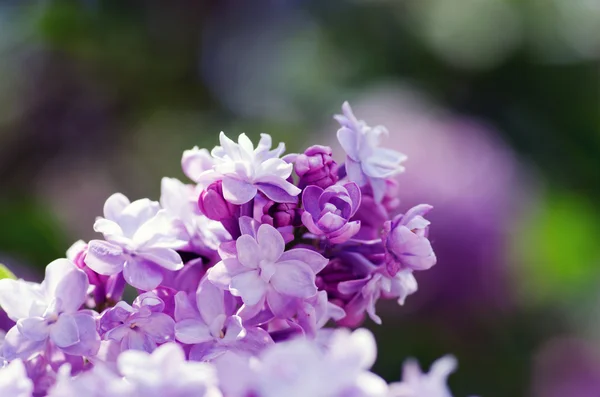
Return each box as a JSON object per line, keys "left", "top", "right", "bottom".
{"left": 174, "top": 278, "right": 272, "bottom": 361}
{"left": 294, "top": 144, "right": 339, "bottom": 189}
{"left": 208, "top": 221, "right": 327, "bottom": 317}
{"left": 382, "top": 204, "right": 436, "bottom": 276}
{"left": 99, "top": 292, "right": 175, "bottom": 353}
{"left": 0, "top": 259, "right": 100, "bottom": 361}
{"left": 335, "top": 102, "right": 407, "bottom": 203}
{"left": 0, "top": 359, "right": 34, "bottom": 397}
{"left": 85, "top": 193, "right": 184, "bottom": 291}
{"left": 198, "top": 132, "right": 301, "bottom": 204}
{"left": 301, "top": 182, "right": 362, "bottom": 244}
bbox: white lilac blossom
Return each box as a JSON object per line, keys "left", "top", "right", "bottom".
{"left": 85, "top": 193, "right": 185, "bottom": 291}
{"left": 198, "top": 132, "right": 301, "bottom": 204}
{"left": 336, "top": 102, "right": 407, "bottom": 202}
{"left": 0, "top": 259, "right": 100, "bottom": 361}
{"left": 0, "top": 359, "right": 34, "bottom": 397}
{"left": 0, "top": 102, "right": 473, "bottom": 396}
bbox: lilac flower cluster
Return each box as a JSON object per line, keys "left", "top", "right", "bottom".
{"left": 0, "top": 102, "right": 469, "bottom": 396}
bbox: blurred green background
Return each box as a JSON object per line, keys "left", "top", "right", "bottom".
{"left": 0, "top": 1, "right": 598, "bottom": 396}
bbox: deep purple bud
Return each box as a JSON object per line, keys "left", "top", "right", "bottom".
{"left": 382, "top": 204, "right": 436, "bottom": 276}
{"left": 261, "top": 201, "right": 302, "bottom": 228}
{"left": 295, "top": 145, "right": 339, "bottom": 189}
{"left": 198, "top": 181, "right": 240, "bottom": 221}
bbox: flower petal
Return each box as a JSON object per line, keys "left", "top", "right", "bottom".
{"left": 1, "top": 326, "right": 46, "bottom": 360}
{"left": 279, "top": 248, "right": 328, "bottom": 274}
{"left": 235, "top": 235, "right": 261, "bottom": 269}
{"left": 197, "top": 279, "right": 226, "bottom": 326}
{"left": 135, "top": 313, "right": 175, "bottom": 344}
{"left": 230, "top": 271, "right": 267, "bottom": 306}
{"left": 43, "top": 259, "right": 89, "bottom": 312}
{"left": 175, "top": 319, "right": 213, "bottom": 344}
{"left": 50, "top": 313, "right": 80, "bottom": 348}
{"left": 123, "top": 260, "right": 163, "bottom": 291}
{"left": 301, "top": 185, "right": 323, "bottom": 217}
{"left": 257, "top": 224, "right": 285, "bottom": 263}
{"left": 222, "top": 177, "right": 257, "bottom": 205}
{"left": 0, "top": 279, "right": 43, "bottom": 321}
{"left": 85, "top": 240, "right": 125, "bottom": 276}
{"left": 135, "top": 247, "right": 183, "bottom": 271}
{"left": 17, "top": 317, "right": 49, "bottom": 342}
{"left": 60, "top": 311, "right": 101, "bottom": 357}
{"left": 270, "top": 261, "right": 317, "bottom": 298}
{"left": 103, "top": 193, "right": 131, "bottom": 222}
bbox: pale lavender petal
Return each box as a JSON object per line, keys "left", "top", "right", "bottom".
{"left": 135, "top": 313, "right": 175, "bottom": 343}
{"left": 61, "top": 311, "right": 101, "bottom": 357}
{"left": 117, "top": 198, "right": 161, "bottom": 237}
{"left": 316, "top": 212, "right": 346, "bottom": 233}
{"left": 42, "top": 259, "right": 81, "bottom": 299}
{"left": 181, "top": 146, "right": 213, "bottom": 182}
{"left": 50, "top": 314, "right": 80, "bottom": 348}
{"left": 266, "top": 289, "right": 297, "bottom": 319}
{"left": 122, "top": 331, "right": 156, "bottom": 352}
{"left": 338, "top": 278, "right": 369, "bottom": 295}
{"left": 257, "top": 224, "right": 285, "bottom": 263}
{"left": 136, "top": 247, "right": 183, "bottom": 271}
{"left": 17, "top": 317, "right": 49, "bottom": 342}
{"left": 175, "top": 319, "right": 213, "bottom": 344}
{"left": 174, "top": 291, "right": 198, "bottom": 322}
{"left": 369, "top": 177, "right": 388, "bottom": 204}
{"left": 230, "top": 271, "right": 267, "bottom": 306}
{"left": 0, "top": 279, "right": 43, "bottom": 321}
{"left": 103, "top": 193, "right": 130, "bottom": 222}
{"left": 270, "top": 261, "right": 317, "bottom": 298}
{"left": 328, "top": 221, "right": 361, "bottom": 244}
{"left": 337, "top": 127, "right": 359, "bottom": 160}
{"left": 301, "top": 211, "right": 324, "bottom": 236}
{"left": 222, "top": 177, "right": 257, "bottom": 205}
{"left": 52, "top": 266, "right": 89, "bottom": 313}
{"left": 93, "top": 218, "right": 124, "bottom": 240}
{"left": 85, "top": 240, "right": 125, "bottom": 276}
{"left": 197, "top": 279, "right": 226, "bottom": 326}
{"left": 345, "top": 157, "right": 367, "bottom": 186}
{"left": 279, "top": 248, "right": 328, "bottom": 273}
{"left": 123, "top": 260, "right": 163, "bottom": 291}
{"left": 234, "top": 327, "right": 273, "bottom": 355}
{"left": 2, "top": 326, "right": 46, "bottom": 360}
{"left": 235, "top": 235, "right": 261, "bottom": 269}
{"left": 207, "top": 261, "right": 233, "bottom": 289}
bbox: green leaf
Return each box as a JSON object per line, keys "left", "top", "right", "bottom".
{"left": 0, "top": 263, "right": 17, "bottom": 280}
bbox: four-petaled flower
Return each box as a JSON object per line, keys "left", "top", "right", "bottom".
{"left": 85, "top": 193, "right": 185, "bottom": 291}
{"left": 0, "top": 259, "right": 100, "bottom": 360}
{"left": 208, "top": 222, "right": 327, "bottom": 317}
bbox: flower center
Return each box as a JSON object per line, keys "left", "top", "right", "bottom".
{"left": 258, "top": 260, "right": 276, "bottom": 283}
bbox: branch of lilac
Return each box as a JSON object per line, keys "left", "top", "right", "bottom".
{"left": 0, "top": 102, "right": 471, "bottom": 397}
